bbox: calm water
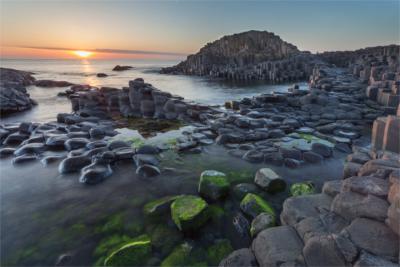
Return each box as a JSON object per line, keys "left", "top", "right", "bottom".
{"left": 1, "top": 58, "right": 307, "bottom": 123}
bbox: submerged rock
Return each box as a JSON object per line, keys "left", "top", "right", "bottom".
{"left": 143, "top": 195, "right": 181, "bottom": 217}
{"left": 14, "top": 142, "right": 46, "bottom": 156}
{"left": 58, "top": 155, "right": 91, "bottom": 174}
{"left": 136, "top": 164, "right": 161, "bottom": 178}
{"left": 171, "top": 195, "right": 209, "bottom": 231}
{"left": 79, "top": 162, "right": 113, "bottom": 185}
{"left": 104, "top": 235, "right": 151, "bottom": 266}
{"left": 198, "top": 170, "right": 230, "bottom": 201}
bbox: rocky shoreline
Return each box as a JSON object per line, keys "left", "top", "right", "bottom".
{"left": 1, "top": 40, "right": 399, "bottom": 266}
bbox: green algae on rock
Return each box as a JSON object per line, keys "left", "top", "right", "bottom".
{"left": 198, "top": 170, "right": 230, "bottom": 200}
{"left": 290, "top": 181, "right": 316, "bottom": 196}
{"left": 161, "top": 243, "right": 193, "bottom": 267}
{"left": 171, "top": 195, "right": 210, "bottom": 231}
{"left": 206, "top": 239, "right": 234, "bottom": 266}
{"left": 149, "top": 224, "right": 183, "bottom": 257}
{"left": 104, "top": 234, "right": 151, "bottom": 266}
{"left": 240, "top": 193, "right": 276, "bottom": 220}
{"left": 143, "top": 195, "right": 181, "bottom": 217}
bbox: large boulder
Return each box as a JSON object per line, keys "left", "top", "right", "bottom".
{"left": 170, "top": 195, "right": 209, "bottom": 231}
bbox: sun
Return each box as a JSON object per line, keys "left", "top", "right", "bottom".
{"left": 73, "top": 50, "right": 93, "bottom": 58}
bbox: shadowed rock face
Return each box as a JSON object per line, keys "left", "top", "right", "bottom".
{"left": 161, "top": 30, "right": 314, "bottom": 82}
{"left": 0, "top": 68, "right": 37, "bottom": 114}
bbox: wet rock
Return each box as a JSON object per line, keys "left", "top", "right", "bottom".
{"left": 0, "top": 147, "right": 16, "bottom": 158}
{"left": 67, "top": 131, "right": 89, "bottom": 139}
{"left": 311, "top": 142, "right": 332, "bottom": 157}
{"left": 334, "top": 142, "right": 352, "bottom": 153}
{"left": 303, "top": 151, "right": 323, "bottom": 163}
{"left": 281, "top": 193, "right": 333, "bottom": 226}
{"left": 252, "top": 226, "right": 303, "bottom": 267}
{"left": 242, "top": 150, "right": 264, "bottom": 163}
{"left": 232, "top": 183, "right": 259, "bottom": 200}
{"left": 41, "top": 155, "right": 65, "bottom": 165}
{"left": 136, "top": 145, "right": 159, "bottom": 155}
{"left": 170, "top": 195, "right": 209, "bottom": 231}
{"left": 12, "top": 154, "right": 36, "bottom": 164}
{"left": 143, "top": 195, "right": 180, "bottom": 217}
{"left": 3, "top": 132, "right": 29, "bottom": 145}
{"left": 345, "top": 218, "right": 399, "bottom": 262}
{"left": 107, "top": 140, "right": 131, "bottom": 150}
{"left": 232, "top": 212, "right": 251, "bottom": 239}
{"left": 45, "top": 135, "right": 69, "bottom": 149}
{"left": 198, "top": 170, "right": 230, "bottom": 201}
{"left": 240, "top": 193, "right": 275, "bottom": 220}
{"left": 219, "top": 248, "right": 258, "bottom": 267}
{"left": 289, "top": 181, "right": 315, "bottom": 196}
{"left": 331, "top": 191, "right": 389, "bottom": 221}
{"left": 14, "top": 143, "right": 46, "bottom": 156}
{"left": 113, "top": 147, "right": 134, "bottom": 160}
{"left": 86, "top": 140, "right": 108, "bottom": 150}
{"left": 268, "top": 129, "right": 285, "bottom": 138}
{"left": 18, "top": 122, "right": 33, "bottom": 134}
{"left": 254, "top": 168, "right": 286, "bottom": 193}
{"left": 64, "top": 138, "right": 90, "bottom": 151}
{"left": 104, "top": 235, "right": 151, "bottom": 266}
{"left": 358, "top": 159, "right": 400, "bottom": 176}
{"left": 284, "top": 158, "right": 301, "bottom": 168}
{"left": 250, "top": 212, "right": 275, "bottom": 237}
{"left": 133, "top": 154, "right": 159, "bottom": 167}
{"left": 264, "top": 152, "right": 284, "bottom": 166}
{"left": 136, "top": 164, "right": 161, "bottom": 178}
{"left": 96, "top": 73, "right": 108, "bottom": 78}
{"left": 303, "top": 235, "right": 347, "bottom": 267}
{"left": 58, "top": 155, "right": 91, "bottom": 173}
{"left": 79, "top": 162, "right": 113, "bottom": 185}
{"left": 112, "top": 65, "right": 133, "bottom": 71}
{"left": 89, "top": 127, "right": 105, "bottom": 139}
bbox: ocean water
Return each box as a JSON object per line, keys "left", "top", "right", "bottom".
{"left": 1, "top": 58, "right": 307, "bottom": 123}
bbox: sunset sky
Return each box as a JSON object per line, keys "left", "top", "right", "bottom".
{"left": 0, "top": 0, "right": 399, "bottom": 59}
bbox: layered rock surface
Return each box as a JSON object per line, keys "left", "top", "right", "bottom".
{"left": 0, "top": 68, "right": 37, "bottom": 114}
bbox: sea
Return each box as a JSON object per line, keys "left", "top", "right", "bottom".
{"left": 0, "top": 58, "right": 307, "bottom": 123}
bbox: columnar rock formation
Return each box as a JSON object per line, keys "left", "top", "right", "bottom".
{"left": 68, "top": 78, "right": 216, "bottom": 122}
{"left": 161, "top": 31, "right": 318, "bottom": 82}
{"left": 0, "top": 68, "right": 37, "bottom": 114}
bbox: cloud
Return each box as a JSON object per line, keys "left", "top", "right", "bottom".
{"left": 9, "top": 45, "right": 187, "bottom": 56}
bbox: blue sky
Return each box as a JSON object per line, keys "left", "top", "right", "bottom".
{"left": 0, "top": 0, "right": 399, "bottom": 58}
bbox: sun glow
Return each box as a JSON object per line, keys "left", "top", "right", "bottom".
{"left": 73, "top": 50, "right": 93, "bottom": 58}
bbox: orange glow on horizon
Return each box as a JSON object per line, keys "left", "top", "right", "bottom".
{"left": 72, "top": 50, "right": 93, "bottom": 58}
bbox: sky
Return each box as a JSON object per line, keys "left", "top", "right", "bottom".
{"left": 0, "top": 0, "right": 399, "bottom": 59}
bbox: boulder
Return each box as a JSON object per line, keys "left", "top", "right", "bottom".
{"left": 250, "top": 212, "right": 275, "bottom": 237}
{"left": 254, "top": 168, "right": 286, "bottom": 193}
{"left": 345, "top": 218, "right": 399, "bottom": 262}
{"left": 198, "top": 170, "right": 230, "bottom": 201}
{"left": 322, "top": 180, "right": 342, "bottom": 197}
{"left": 303, "top": 235, "right": 347, "bottom": 266}
{"left": 170, "top": 195, "right": 209, "bottom": 231}
{"left": 342, "top": 175, "right": 390, "bottom": 198}
{"left": 252, "top": 226, "right": 304, "bottom": 267}
{"left": 353, "top": 251, "right": 399, "bottom": 267}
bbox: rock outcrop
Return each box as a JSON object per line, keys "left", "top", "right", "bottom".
{"left": 0, "top": 68, "right": 37, "bottom": 114}
{"left": 161, "top": 30, "right": 317, "bottom": 82}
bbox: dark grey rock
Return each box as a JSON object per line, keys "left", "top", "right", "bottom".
{"left": 136, "top": 145, "right": 159, "bottom": 154}
{"left": 107, "top": 140, "right": 131, "bottom": 150}
{"left": 242, "top": 150, "right": 264, "bottom": 163}
{"left": 79, "top": 162, "right": 112, "bottom": 185}
{"left": 353, "top": 251, "right": 399, "bottom": 267}
{"left": 12, "top": 154, "right": 36, "bottom": 164}
{"left": 254, "top": 168, "right": 286, "bottom": 193}
{"left": 136, "top": 164, "right": 161, "bottom": 178}
{"left": 133, "top": 154, "right": 159, "bottom": 167}
{"left": 284, "top": 158, "right": 301, "bottom": 168}
{"left": 64, "top": 138, "right": 90, "bottom": 151}
{"left": 0, "top": 147, "right": 16, "bottom": 158}
{"left": 219, "top": 248, "right": 258, "bottom": 267}
{"left": 303, "top": 151, "right": 323, "bottom": 163}
{"left": 14, "top": 143, "right": 46, "bottom": 156}
{"left": 303, "top": 235, "right": 347, "bottom": 267}
{"left": 58, "top": 155, "right": 91, "bottom": 174}
{"left": 311, "top": 142, "right": 332, "bottom": 157}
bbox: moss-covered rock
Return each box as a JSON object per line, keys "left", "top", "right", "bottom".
{"left": 198, "top": 170, "right": 230, "bottom": 201}
{"left": 240, "top": 193, "right": 275, "bottom": 220}
{"left": 96, "top": 213, "right": 124, "bottom": 234}
{"left": 143, "top": 195, "right": 181, "bottom": 217}
{"left": 104, "top": 234, "right": 151, "bottom": 266}
{"left": 206, "top": 239, "right": 234, "bottom": 266}
{"left": 94, "top": 235, "right": 136, "bottom": 266}
{"left": 171, "top": 195, "right": 210, "bottom": 231}
{"left": 160, "top": 243, "right": 193, "bottom": 267}
{"left": 290, "top": 181, "right": 315, "bottom": 196}
{"left": 150, "top": 224, "right": 183, "bottom": 256}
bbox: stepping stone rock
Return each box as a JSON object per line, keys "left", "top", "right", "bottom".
{"left": 64, "top": 138, "right": 90, "bottom": 151}
{"left": 45, "top": 135, "right": 68, "bottom": 148}
{"left": 12, "top": 154, "right": 36, "bottom": 164}
{"left": 331, "top": 191, "right": 389, "bottom": 221}
{"left": 113, "top": 147, "right": 134, "bottom": 160}
{"left": 303, "top": 151, "right": 323, "bottom": 163}
{"left": 358, "top": 159, "right": 400, "bottom": 177}
{"left": 284, "top": 158, "right": 301, "bottom": 168}
{"left": 279, "top": 147, "right": 302, "bottom": 160}
{"left": 58, "top": 155, "right": 91, "bottom": 174}
{"left": 107, "top": 140, "right": 131, "bottom": 150}
{"left": 136, "top": 145, "right": 159, "bottom": 155}
{"left": 198, "top": 170, "right": 230, "bottom": 201}
{"left": 345, "top": 218, "right": 399, "bottom": 262}
{"left": 170, "top": 195, "right": 209, "bottom": 231}
{"left": 3, "top": 132, "right": 29, "bottom": 145}
{"left": 242, "top": 150, "right": 264, "bottom": 163}
{"left": 79, "top": 162, "right": 112, "bottom": 185}
{"left": 252, "top": 226, "right": 303, "bottom": 267}
{"left": 254, "top": 168, "right": 286, "bottom": 193}
{"left": 133, "top": 154, "right": 159, "bottom": 167}
{"left": 14, "top": 143, "right": 46, "bottom": 156}
{"left": 143, "top": 195, "right": 180, "bottom": 217}
{"left": 219, "top": 248, "right": 258, "bottom": 267}
{"left": 86, "top": 140, "right": 108, "bottom": 150}
{"left": 311, "top": 142, "right": 332, "bottom": 157}
{"left": 136, "top": 164, "right": 161, "bottom": 178}
{"left": 41, "top": 155, "right": 65, "bottom": 165}
{"left": 280, "top": 193, "right": 333, "bottom": 226}
{"left": 0, "top": 147, "right": 16, "bottom": 158}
